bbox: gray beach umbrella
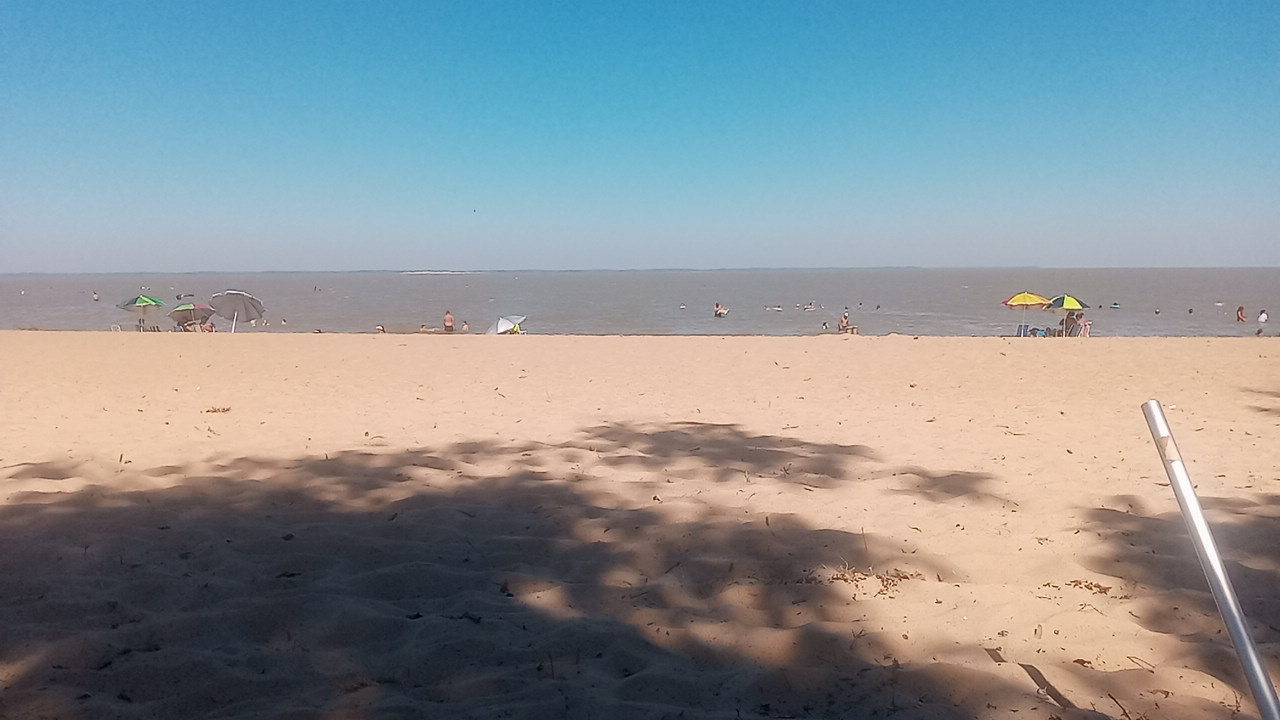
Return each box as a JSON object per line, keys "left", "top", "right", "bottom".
{"left": 485, "top": 315, "right": 526, "bottom": 334}
{"left": 209, "top": 290, "right": 265, "bottom": 332}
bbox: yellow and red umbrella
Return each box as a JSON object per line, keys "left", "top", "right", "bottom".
{"left": 1001, "top": 291, "right": 1050, "bottom": 310}
{"left": 1002, "top": 292, "right": 1050, "bottom": 335}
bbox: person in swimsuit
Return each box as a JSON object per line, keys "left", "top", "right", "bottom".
{"left": 443, "top": 310, "right": 455, "bottom": 332}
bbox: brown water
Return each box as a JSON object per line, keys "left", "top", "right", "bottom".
{"left": 1, "top": 267, "right": 1276, "bottom": 336}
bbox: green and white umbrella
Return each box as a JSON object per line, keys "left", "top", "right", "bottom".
{"left": 117, "top": 295, "right": 165, "bottom": 329}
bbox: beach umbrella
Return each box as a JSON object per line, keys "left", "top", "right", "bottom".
{"left": 1047, "top": 295, "right": 1089, "bottom": 313}
{"left": 210, "top": 290, "right": 265, "bottom": 333}
{"left": 117, "top": 295, "right": 165, "bottom": 330}
{"left": 1002, "top": 291, "right": 1049, "bottom": 335}
{"left": 1002, "top": 292, "right": 1050, "bottom": 310}
{"left": 1048, "top": 295, "right": 1090, "bottom": 337}
{"left": 168, "top": 303, "right": 215, "bottom": 328}
{"left": 485, "top": 315, "right": 526, "bottom": 335}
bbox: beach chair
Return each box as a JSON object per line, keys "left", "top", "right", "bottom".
{"left": 1014, "top": 323, "right": 1031, "bottom": 337}
{"left": 1067, "top": 324, "right": 1083, "bottom": 337}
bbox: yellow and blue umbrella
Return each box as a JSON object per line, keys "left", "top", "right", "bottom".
{"left": 1048, "top": 295, "right": 1089, "bottom": 313}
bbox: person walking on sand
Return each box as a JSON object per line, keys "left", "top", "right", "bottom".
{"left": 443, "top": 310, "right": 455, "bottom": 333}
{"left": 1259, "top": 309, "right": 1269, "bottom": 336}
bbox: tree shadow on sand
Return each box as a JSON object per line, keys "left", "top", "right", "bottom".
{"left": 886, "top": 468, "right": 1009, "bottom": 506}
{"left": 561, "top": 421, "right": 878, "bottom": 488}
{"left": 1241, "top": 386, "right": 1280, "bottom": 416}
{"left": 0, "top": 422, "right": 1093, "bottom": 719}
{"left": 1079, "top": 491, "right": 1280, "bottom": 709}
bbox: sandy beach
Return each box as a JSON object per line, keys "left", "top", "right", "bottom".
{"left": 1, "top": 331, "right": 1277, "bottom": 719}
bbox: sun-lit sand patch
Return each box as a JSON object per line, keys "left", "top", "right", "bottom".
{"left": 1, "top": 332, "right": 1277, "bottom": 718}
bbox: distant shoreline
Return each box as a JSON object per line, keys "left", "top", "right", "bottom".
{"left": 4, "top": 265, "right": 1280, "bottom": 277}
{"left": 4, "top": 329, "right": 1273, "bottom": 340}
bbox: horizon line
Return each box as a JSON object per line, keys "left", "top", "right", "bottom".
{"left": 5, "top": 264, "right": 1280, "bottom": 277}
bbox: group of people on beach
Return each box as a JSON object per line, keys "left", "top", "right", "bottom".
{"left": 381, "top": 301, "right": 1271, "bottom": 336}
{"left": 384, "top": 310, "right": 470, "bottom": 334}
{"left": 376, "top": 307, "right": 473, "bottom": 333}
{"left": 1060, "top": 311, "right": 1090, "bottom": 337}
{"left": 1236, "top": 306, "right": 1269, "bottom": 335}
{"left": 717, "top": 301, "right": 877, "bottom": 333}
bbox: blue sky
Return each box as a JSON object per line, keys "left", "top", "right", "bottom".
{"left": 2, "top": 1, "right": 1277, "bottom": 272}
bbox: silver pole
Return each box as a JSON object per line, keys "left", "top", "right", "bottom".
{"left": 1141, "top": 400, "right": 1280, "bottom": 720}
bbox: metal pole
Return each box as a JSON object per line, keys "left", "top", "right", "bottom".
{"left": 1141, "top": 400, "right": 1280, "bottom": 720}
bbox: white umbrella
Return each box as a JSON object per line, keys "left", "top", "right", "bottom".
{"left": 485, "top": 315, "right": 526, "bottom": 335}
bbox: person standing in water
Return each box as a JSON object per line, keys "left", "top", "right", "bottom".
{"left": 1238, "top": 306, "right": 1247, "bottom": 323}
{"left": 443, "top": 310, "right": 455, "bottom": 332}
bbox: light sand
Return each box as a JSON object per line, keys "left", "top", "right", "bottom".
{"left": 1, "top": 331, "right": 1278, "bottom": 719}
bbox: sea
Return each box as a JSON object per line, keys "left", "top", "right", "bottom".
{"left": 1, "top": 267, "right": 1276, "bottom": 337}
